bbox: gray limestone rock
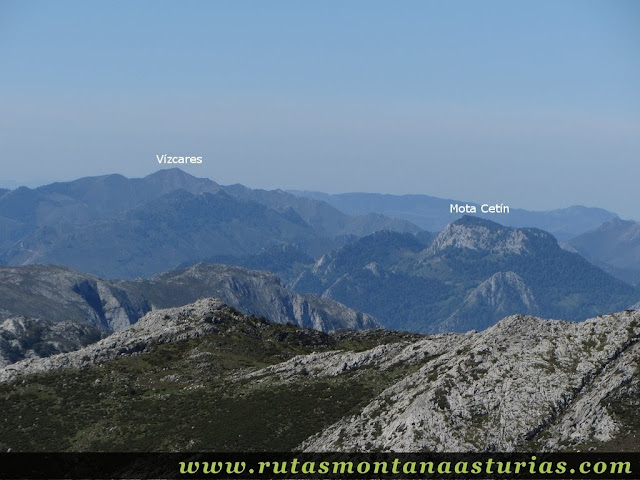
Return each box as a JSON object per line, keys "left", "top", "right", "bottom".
{"left": 298, "top": 311, "right": 640, "bottom": 451}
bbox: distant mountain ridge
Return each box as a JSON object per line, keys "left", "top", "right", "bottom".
{"left": 289, "top": 190, "right": 619, "bottom": 240}
{"left": 0, "top": 169, "right": 221, "bottom": 230}
{"left": 119, "top": 263, "right": 381, "bottom": 332}
{"left": 0, "top": 169, "right": 420, "bottom": 278}
{"left": 426, "top": 214, "right": 536, "bottom": 254}
{"left": 3, "top": 189, "right": 322, "bottom": 278}
{"left": 565, "top": 218, "right": 640, "bottom": 286}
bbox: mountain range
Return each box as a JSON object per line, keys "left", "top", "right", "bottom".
{"left": 290, "top": 217, "right": 639, "bottom": 333}
{"left": 1, "top": 169, "right": 638, "bottom": 353}
{"left": 564, "top": 218, "right": 640, "bottom": 286}
{"left": 1, "top": 169, "right": 630, "bottom": 281}
{"left": 289, "top": 190, "right": 620, "bottom": 241}
{"left": 1, "top": 169, "right": 639, "bottom": 455}
{"left": 1, "top": 298, "right": 638, "bottom": 452}
{"left": 0, "top": 169, "right": 419, "bottom": 279}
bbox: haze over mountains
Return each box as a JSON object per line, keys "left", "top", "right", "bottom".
{"left": 1, "top": 169, "right": 638, "bottom": 341}
{"left": 0, "top": 169, "right": 625, "bottom": 280}
{"left": 0, "top": 169, "right": 418, "bottom": 278}
{"left": 1, "top": 169, "right": 640, "bottom": 455}
{"left": 565, "top": 218, "right": 640, "bottom": 287}
{"left": 289, "top": 190, "right": 620, "bottom": 240}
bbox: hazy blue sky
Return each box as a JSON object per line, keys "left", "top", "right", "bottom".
{"left": 1, "top": 0, "right": 639, "bottom": 218}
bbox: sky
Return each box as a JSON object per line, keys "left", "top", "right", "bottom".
{"left": 1, "top": 0, "right": 639, "bottom": 218}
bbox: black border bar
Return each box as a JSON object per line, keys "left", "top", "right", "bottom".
{"left": 1, "top": 452, "right": 639, "bottom": 479}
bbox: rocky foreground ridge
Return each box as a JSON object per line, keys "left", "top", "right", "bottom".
{"left": 300, "top": 310, "right": 640, "bottom": 451}
{"left": 1, "top": 299, "right": 638, "bottom": 452}
{"left": 0, "top": 298, "right": 234, "bottom": 382}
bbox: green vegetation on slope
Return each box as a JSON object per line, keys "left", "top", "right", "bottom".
{"left": 0, "top": 316, "right": 421, "bottom": 452}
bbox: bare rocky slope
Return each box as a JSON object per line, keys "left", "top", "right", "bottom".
{"left": 300, "top": 310, "right": 640, "bottom": 451}
{"left": 118, "top": 263, "right": 380, "bottom": 332}
{"left": 0, "top": 298, "right": 235, "bottom": 382}
{"left": 0, "top": 265, "right": 149, "bottom": 332}
{"left": 0, "top": 264, "right": 380, "bottom": 367}
{"left": 0, "top": 317, "right": 103, "bottom": 367}
{"left": 1, "top": 298, "right": 638, "bottom": 452}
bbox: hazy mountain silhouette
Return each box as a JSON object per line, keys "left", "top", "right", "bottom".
{"left": 565, "top": 218, "right": 640, "bottom": 286}
{"left": 289, "top": 191, "right": 618, "bottom": 240}
{"left": 0, "top": 170, "right": 420, "bottom": 278}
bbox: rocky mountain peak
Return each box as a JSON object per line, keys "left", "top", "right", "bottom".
{"left": 0, "top": 297, "right": 234, "bottom": 382}
{"left": 428, "top": 216, "right": 556, "bottom": 256}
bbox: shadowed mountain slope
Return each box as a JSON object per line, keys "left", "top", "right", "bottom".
{"left": 0, "top": 317, "right": 103, "bottom": 367}
{"left": 292, "top": 217, "right": 639, "bottom": 333}
{"left": 565, "top": 218, "right": 640, "bottom": 286}
{"left": 3, "top": 190, "right": 322, "bottom": 278}
{"left": 0, "top": 265, "right": 149, "bottom": 332}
